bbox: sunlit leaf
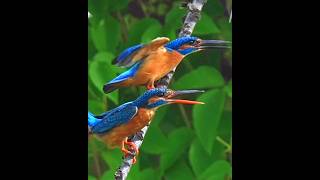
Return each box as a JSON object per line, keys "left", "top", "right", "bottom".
{"left": 141, "top": 23, "right": 162, "bottom": 43}
{"left": 173, "top": 66, "right": 225, "bottom": 90}
{"left": 88, "top": 100, "right": 105, "bottom": 114}
{"left": 193, "top": 89, "right": 226, "bottom": 154}
{"left": 199, "top": 160, "right": 232, "bottom": 180}
{"left": 89, "top": 16, "right": 120, "bottom": 53}
{"left": 160, "top": 127, "right": 193, "bottom": 172}
{"left": 101, "top": 149, "right": 122, "bottom": 172}
{"left": 141, "top": 124, "right": 168, "bottom": 154}
{"left": 193, "top": 13, "right": 220, "bottom": 35}
{"left": 89, "top": 52, "right": 119, "bottom": 104}
{"left": 127, "top": 18, "right": 160, "bottom": 46}
{"left": 101, "top": 171, "right": 114, "bottom": 180}
{"left": 165, "top": 159, "right": 195, "bottom": 180}
{"left": 225, "top": 80, "right": 232, "bottom": 98}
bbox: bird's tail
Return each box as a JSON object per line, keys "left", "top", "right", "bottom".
{"left": 88, "top": 112, "right": 98, "bottom": 127}
{"left": 103, "top": 83, "right": 119, "bottom": 94}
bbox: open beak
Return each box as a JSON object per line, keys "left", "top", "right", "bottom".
{"left": 166, "top": 90, "right": 205, "bottom": 105}
{"left": 196, "top": 40, "right": 231, "bottom": 49}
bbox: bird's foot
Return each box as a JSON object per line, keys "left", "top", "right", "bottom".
{"left": 121, "top": 139, "right": 139, "bottom": 164}
{"left": 146, "top": 84, "right": 155, "bottom": 90}
{"left": 124, "top": 141, "right": 139, "bottom": 156}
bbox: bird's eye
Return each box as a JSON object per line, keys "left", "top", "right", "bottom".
{"left": 189, "top": 40, "right": 195, "bottom": 45}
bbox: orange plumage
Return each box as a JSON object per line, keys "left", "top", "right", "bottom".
{"left": 114, "top": 48, "right": 184, "bottom": 89}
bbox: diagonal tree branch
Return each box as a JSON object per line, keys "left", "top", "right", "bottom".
{"left": 114, "top": 0, "right": 207, "bottom": 179}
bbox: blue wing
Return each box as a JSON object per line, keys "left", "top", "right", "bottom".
{"left": 91, "top": 102, "right": 138, "bottom": 134}
{"left": 104, "top": 61, "right": 142, "bottom": 86}
{"left": 112, "top": 37, "right": 170, "bottom": 68}
{"left": 112, "top": 44, "right": 144, "bottom": 67}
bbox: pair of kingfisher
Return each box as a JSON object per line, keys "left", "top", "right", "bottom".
{"left": 88, "top": 36, "right": 230, "bottom": 163}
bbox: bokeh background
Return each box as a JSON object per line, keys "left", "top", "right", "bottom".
{"left": 88, "top": 0, "right": 232, "bottom": 179}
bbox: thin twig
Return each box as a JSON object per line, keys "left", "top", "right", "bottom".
{"left": 114, "top": 0, "right": 208, "bottom": 179}
{"left": 178, "top": 104, "right": 192, "bottom": 128}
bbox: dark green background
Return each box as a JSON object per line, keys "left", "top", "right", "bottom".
{"left": 88, "top": 0, "right": 232, "bottom": 179}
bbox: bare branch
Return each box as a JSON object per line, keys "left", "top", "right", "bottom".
{"left": 114, "top": 1, "right": 208, "bottom": 179}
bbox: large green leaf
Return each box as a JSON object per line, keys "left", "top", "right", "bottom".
{"left": 160, "top": 127, "right": 193, "bottom": 172}
{"left": 199, "top": 160, "right": 232, "bottom": 180}
{"left": 88, "top": 100, "right": 105, "bottom": 114}
{"left": 88, "top": 0, "right": 108, "bottom": 20}
{"left": 164, "top": 7, "right": 186, "bottom": 32}
{"left": 139, "top": 168, "right": 161, "bottom": 180}
{"left": 189, "top": 138, "right": 215, "bottom": 177}
{"left": 218, "top": 111, "right": 232, "bottom": 141}
{"left": 173, "top": 66, "right": 225, "bottom": 90}
{"left": 141, "top": 23, "right": 162, "bottom": 43}
{"left": 88, "top": 175, "right": 96, "bottom": 180}
{"left": 88, "top": 0, "right": 129, "bottom": 18}
{"left": 101, "top": 148, "right": 122, "bottom": 171}
{"left": 140, "top": 124, "right": 168, "bottom": 155}
{"left": 126, "top": 161, "right": 140, "bottom": 180}
{"left": 127, "top": 18, "right": 160, "bottom": 46}
{"left": 193, "top": 89, "right": 226, "bottom": 154}
{"left": 89, "top": 16, "right": 120, "bottom": 53}
{"left": 88, "top": 52, "right": 119, "bottom": 104}
{"left": 193, "top": 13, "right": 220, "bottom": 35}
{"left": 225, "top": 80, "right": 232, "bottom": 98}
{"left": 100, "top": 171, "right": 114, "bottom": 180}
{"left": 164, "top": 159, "right": 195, "bottom": 180}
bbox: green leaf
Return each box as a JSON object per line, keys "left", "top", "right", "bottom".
{"left": 127, "top": 18, "right": 160, "bottom": 46}
{"left": 225, "top": 80, "right": 232, "bottom": 98}
{"left": 193, "top": 89, "right": 226, "bottom": 154}
{"left": 89, "top": 16, "right": 120, "bottom": 52}
{"left": 199, "top": 160, "right": 232, "bottom": 180}
{"left": 89, "top": 20, "right": 108, "bottom": 52}
{"left": 88, "top": 0, "right": 129, "bottom": 18}
{"left": 152, "top": 106, "right": 168, "bottom": 126}
{"left": 88, "top": 0, "right": 108, "bottom": 20}
{"left": 101, "top": 149, "right": 122, "bottom": 172}
{"left": 141, "top": 23, "right": 162, "bottom": 43}
{"left": 160, "top": 127, "right": 193, "bottom": 172}
{"left": 88, "top": 175, "right": 96, "bottom": 180}
{"left": 126, "top": 161, "right": 140, "bottom": 180}
{"left": 89, "top": 52, "right": 119, "bottom": 104}
{"left": 218, "top": 111, "right": 232, "bottom": 141}
{"left": 165, "top": 7, "right": 186, "bottom": 32}
{"left": 141, "top": 124, "right": 168, "bottom": 154}
{"left": 173, "top": 66, "right": 225, "bottom": 90}
{"left": 139, "top": 168, "right": 160, "bottom": 180}
{"left": 100, "top": 171, "right": 114, "bottom": 180}
{"left": 189, "top": 138, "right": 215, "bottom": 177}
{"left": 165, "top": 159, "right": 195, "bottom": 180}
{"left": 88, "top": 100, "right": 105, "bottom": 114}
{"left": 109, "top": 0, "right": 129, "bottom": 12}
{"left": 193, "top": 13, "right": 220, "bottom": 35}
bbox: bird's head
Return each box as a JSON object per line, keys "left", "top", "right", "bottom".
{"left": 165, "top": 36, "right": 231, "bottom": 56}
{"left": 137, "top": 88, "right": 204, "bottom": 109}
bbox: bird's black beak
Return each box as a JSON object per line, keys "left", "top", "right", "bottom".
{"left": 165, "top": 90, "right": 205, "bottom": 105}
{"left": 196, "top": 40, "right": 231, "bottom": 49}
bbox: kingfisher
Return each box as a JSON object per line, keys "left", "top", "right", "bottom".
{"left": 88, "top": 88, "right": 204, "bottom": 163}
{"left": 103, "top": 36, "right": 231, "bottom": 93}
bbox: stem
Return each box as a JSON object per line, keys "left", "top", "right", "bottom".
{"left": 116, "top": 12, "right": 129, "bottom": 43}
{"left": 92, "top": 140, "right": 102, "bottom": 180}
{"left": 178, "top": 104, "right": 192, "bottom": 128}
{"left": 216, "top": 136, "right": 231, "bottom": 152}
{"left": 114, "top": 0, "right": 208, "bottom": 179}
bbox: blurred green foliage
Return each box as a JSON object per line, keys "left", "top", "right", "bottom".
{"left": 88, "top": 0, "right": 232, "bottom": 179}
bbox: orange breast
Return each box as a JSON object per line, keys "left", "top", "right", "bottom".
{"left": 132, "top": 48, "right": 184, "bottom": 84}
{"left": 98, "top": 108, "right": 156, "bottom": 148}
